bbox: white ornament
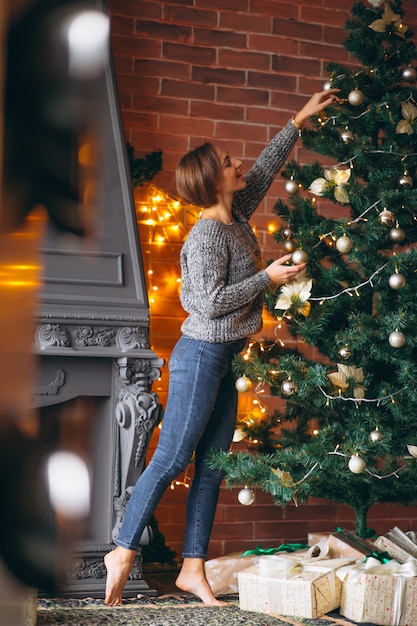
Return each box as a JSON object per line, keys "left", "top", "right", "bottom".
{"left": 336, "top": 235, "right": 353, "bottom": 254}
{"left": 389, "top": 227, "right": 406, "bottom": 243}
{"left": 323, "top": 80, "right": 333, "bottom": 90}
{"left": 235, "top": 376, "right": 252, "bottom": 392}
{"left": 285, "top": 179, "right": 299, "bottom": 195}
{"left": 341, "top": 129, "right": 354, "bottom": 143}
{"left": 402, "top": 66, "right": 417, "bottom": 82}
{"left": 348, "top": 455, "right": 366, "bottom": 474}
{"left": 238, "top": 487, "right": 255, "bottom": 506}
{"left": 370, "top": 428, "right": 383, "bottom": 442}
{"left": 281, "top": 379, "right": 298, "bottom": 396}
{"left": 367, "top": 0, "right": 385, "bottom": 5}
{"left": 389, "top": 331, "right": 406, "bottom": 348}
{"left": 292, "top": 249, "right": 308, "bottom": 265}
{"left": 348, "top": 89, "right": 365, "bottom": 106}
{"left": 233, "top": 428, "right": 247, "bottom": 443}
{"left": 407, "top": 445, "right": 417, "bottom": 458}
{"left": 389, "top": 273, "right": 406, "bottom": 290}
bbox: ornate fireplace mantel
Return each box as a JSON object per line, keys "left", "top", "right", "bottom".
{"left": 32, "top": 4, "right": 164, "bottom": 597}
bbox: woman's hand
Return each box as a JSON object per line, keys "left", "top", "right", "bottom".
{"left": 264, "top": 254, "right": 306, "bottom": 286}
{"left": 292, "top": 89, "right": 340, "bottom": 129}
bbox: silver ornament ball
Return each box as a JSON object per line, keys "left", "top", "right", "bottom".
{"left": 281, "top": 379, "right": 298, "bottom": 396}
{"left": 282, "top": 228, "right": 294, "bottom": 240}
{"left": 389, "top": 331, "right": 406, "bottom": 348}
{"left": 338, "top": 346, "right": 351, "bottom": 360}
{"left": 389, "top": 273, "right": 406, "bottom": 290}
{"left": 348, "top": 455, "right": 366, "bottom": 474}
{"left": 348, "top": 88, "right": 365, "bottom": 106}
{"left": 336, "top": 235, "right": 353, "bottom": 254}
{"left": 292, "top": 249, "right": 308, "bottom": 265}
{"left": 370, "top": 428, "right": 384, "bottom": 443}
{"left": 389, "top": 227, "right": 406, "bottom": 243}
{"left": 235, "top": 376, "right": 252, "bottom": 393}
{"left": 285, "top": 179, "right": 299, "bottom": 195}
{"left": 238, "top": 487, "right": 256, "bottom": 506}
{"left": 402, "top": 66, "right": 417, "bottom": 81}
{"left": 341, "top": 129, "right": 354, "bottom": 143}
{"left": 399, "top": 173, "right": 413, "bottom": 188}
{"left": 323, "top": 80, "right": 333, "bottom": 90}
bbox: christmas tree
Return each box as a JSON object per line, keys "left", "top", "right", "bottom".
{"left": 209, "top": 0, "right": 417, "bottom": 538}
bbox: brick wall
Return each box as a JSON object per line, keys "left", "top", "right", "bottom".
{"left": 108, "top": 0, "right": 417, "bottom": 560}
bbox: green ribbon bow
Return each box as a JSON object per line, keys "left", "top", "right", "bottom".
{"left": 241, "top": 543, "right": 309, "bottom": 557}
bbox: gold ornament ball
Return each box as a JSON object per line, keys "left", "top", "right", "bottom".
{"left": 348, "top": 454, "right": 366, "bottom": 474}
{"left": 370, "top": 428, "right": 383, "bottom": 443}
{"left": 389, "top": 227, "right": 406, "bottom": 243}
{"left": 341, "top": 129, "right": 354, "bottom": 143}
{"left": 283, "top": 240, "right": 296, "bottom": 253}
{"left": 285, "top": 179, "right": 299, "bottom": 195}
{"left": 336, "top": 235, "right": 353, "bottom": 254}
{"left": 389, "top": 273, "right": 406, "bottom": 290}
{"left": 348, "top": 89, "right": 365, "bottom": 106}
{"left": 389, "top": 331, "right": 406, "bottom": 348}
{"left": 402, "top": 66, "right": 417, "bottom": 81}
{"left": 238, "top": 487, "right": 256, "bottom": 506}
{"left": 281, "top": 379, "right": 298, "bottom": 396}
{"left": 292, "top": 249, "right": 308, "bottom": 265}
{"left": 338, "top": 346, "right": 351, "bottom": 359}
{"left": 235, "top": 375, "right": 252, "bottom": 393}
{"left": 378, "top": 208, "right": 395, "bottom": 226}
{"left": 399, "top": 173, "right": 413, "bottom": 188}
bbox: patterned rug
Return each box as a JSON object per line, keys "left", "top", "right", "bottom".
{"left": 36, "top": 595, "right": 363, "bottom": 626}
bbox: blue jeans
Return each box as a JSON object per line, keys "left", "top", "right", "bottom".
{"left": 115, "top": 334, "right": 247, "bottom": 558}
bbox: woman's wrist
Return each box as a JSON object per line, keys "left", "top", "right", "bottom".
{"left": 290, "top": 116, "right": 304, "bottom": 130}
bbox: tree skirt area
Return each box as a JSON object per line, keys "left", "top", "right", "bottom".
{"left": 36, "top": 595, "right": 369, "bottom": 626}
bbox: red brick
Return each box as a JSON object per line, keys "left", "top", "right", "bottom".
{"left": 219, "top": 49, "right": 271, "bottom": 72}
{"left": 249, "top": 33, "right": 299, "bottom": 55}
{"left": 132, "top": 95, "right": 189, "bottom": 116}
{"left": 161, "top": 78, "right": 215, "bottom": 101}
{"left": 300, "top": 6, "right": 350, "bottom": 26}
{"left": 110, "top": 15, "right": 135, "bottom": 37}
{"left": 164, "top": 5, "right": 218, "bottom": 27}
{"left": 217, "top": 85, "right": 269, "bottom": 107}
{"left": 196, "top": 0, "right": 250, "bottom": 10}
{"left": 220, "top": 11, "right": 273, "bottom": 34}
{"left": 190, "top": 100, "right": 245, "bottom": 122}
{"left": 163, "top": 42, "right": 216, "bottom": 65}
{"left": 192, "top": 66, "right": 246, "bottom": 86}
{"left": 159, "top": 116, "right": 214, "bottom": 137}
{"left": 272, "top": 55, "right": 321, "bottom": 77}
{"left": 215, "top": 121, "right": 268, "bottom": 143}
{"left": 108, "top": 0, "right": 162, "bottom": 18}
{"left": 300, "top": 42, "right": 351, "bottom": 64}
{"left": 193, "top": 27, "right": 247, "bottom": 49}
{"left": 273, "top": 18, "right": 322, "bottom": 42}
{"left": 250, "top": 0, "right": 298, "bottom": 20}
{"left": 117, "top": 75, "right": 160, "bottom": 96}
{"left": 136, "top": 20, "right": 191, "bottom": 43}
{"left": 135, "top": 59, "right": 191, "bottom": 80}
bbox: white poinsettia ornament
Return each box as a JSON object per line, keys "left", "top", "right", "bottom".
{"left": 309, "top": 167, "right": 351, "bottom": 204}
{"left": 328, "top": 363, "right": 364, "bottom": 390}
{"left": 274, "top": 270, "right": 312, "bottom": 316}
{"left": 396, "top": 101, "right": 417, "bottom": 135}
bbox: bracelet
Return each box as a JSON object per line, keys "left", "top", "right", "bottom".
{"left": 290, "top": 116, "right": 303, "bottom": 136}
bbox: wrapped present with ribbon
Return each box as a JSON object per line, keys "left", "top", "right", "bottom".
{"left": 374, "top": 527, "right": 417, "bottom": 565}
{"left": 309, "top": 527, "right": 385, "bottom": 561}
{"left": 204, "top": 542, "right": 310, "bottom": 596}
{"left": 338, "top": 556, "right": 417, "bottom": 625}
{"left": 238, "top": 555, "right": 356, "bottom": 619}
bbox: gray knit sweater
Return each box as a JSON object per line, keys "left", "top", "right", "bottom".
{"left": 180, "top": 119, "right": 299, "bottom": 343}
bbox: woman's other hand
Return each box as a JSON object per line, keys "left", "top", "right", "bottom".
{"left": 264, "top": 254, "right": 306, "bottom": 286}
{"left": 292, "top": 89, "right": 340, "bottom": 129}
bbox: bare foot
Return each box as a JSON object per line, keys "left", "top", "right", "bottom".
{"left": 104, "top": 547, "right": 136, "bottom": 606}
{"left": 175, "top": 558, "right": 228, "bottom": 607}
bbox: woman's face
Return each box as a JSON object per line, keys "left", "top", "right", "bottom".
{"left": 215, "top": 147, "right": 247, "bottom": 198}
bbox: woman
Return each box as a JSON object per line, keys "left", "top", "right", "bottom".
{"left": 104, "top": 89, "right": 339, "bottom": 607}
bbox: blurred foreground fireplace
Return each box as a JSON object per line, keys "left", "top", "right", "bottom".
{"left": 32, "top": 28, "right": 163, "bottom": 597}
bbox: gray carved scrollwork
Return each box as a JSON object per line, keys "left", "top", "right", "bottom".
{"left": 112, "top": 357, "right": 163, "bottom": 542}
{"left": 35, "top": 323, "right": 71, "bottom": 349}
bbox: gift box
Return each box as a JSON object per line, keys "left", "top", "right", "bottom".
{"left": 204, "top": 552, "right": 260, "bottom": 595}
{"left": 374, "top": 527, "right": 417, "bottom": 565}
{"left": 308, "top": 528, "right": 377, "bottom": 560}
{"left": 238, "top": 556, "right": 354, "bottom": 619}
{"left": 338, "top": 557, "right": 417, "bottom": 626}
